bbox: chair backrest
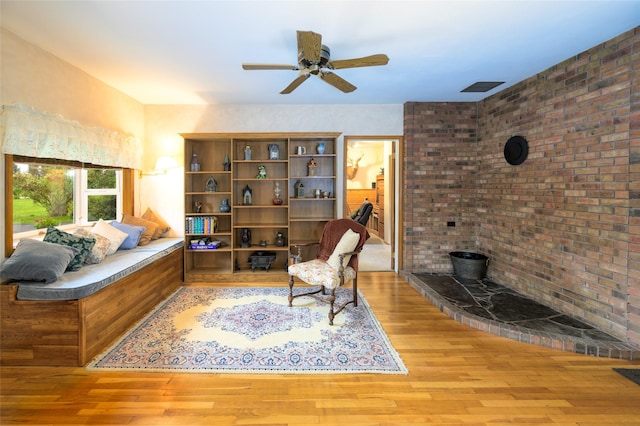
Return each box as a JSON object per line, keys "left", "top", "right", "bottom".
{"left": 316, "top": 219, "right": 370, "bottom": 269}
{"left": 351, "top": 201, "right": 373, "bottom": 226}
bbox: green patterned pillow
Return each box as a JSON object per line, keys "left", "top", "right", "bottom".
{"left": 43, "top": 227, "right": 96, "bottom": 271}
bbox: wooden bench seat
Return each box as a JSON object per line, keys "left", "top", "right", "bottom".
{"left": 0, "top": 239, "right": 183, "bottom": 366}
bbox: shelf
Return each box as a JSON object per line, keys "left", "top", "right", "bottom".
{"left": 186, "top": 171, "right": 232, "bottom": 175}
{"left": 183, "top": 132, "right": 336, "bottom": 280}
{"left": 233, "top": 223, "right": 288, "bottom": 228}
{"left": 233, "top": 204, "right": 288, "bottom": 208}
{"left": 290, "top": 154, "right": 335, "bottom": 158}
{"left": 232, "top": 160, "right": 287, "bottom": 163}
{"left": 186, "top": 247, "right": 232, "bottom": 253}
{"left": 232, "top": 178, "right": 287, "bottom": 182}
{"left": 186, "top": 212, "right": 232, "bottom": 217}
{"left": 290, "top": 197, "right": 335, "bottom": 201}
{"left": 234, "top": 246, "right": 289, "bottom": 252}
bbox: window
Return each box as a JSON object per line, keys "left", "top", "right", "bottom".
{"left": 12, "top": 161, "right": 122, "bottom": 238}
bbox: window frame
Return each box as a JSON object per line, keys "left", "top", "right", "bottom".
{"left": 4, "top": 154, "right": 135, "bottom": 255}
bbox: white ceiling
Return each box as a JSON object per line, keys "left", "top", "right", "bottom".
{"left": 2, "top": 1, "right": 638, "bottom": 106}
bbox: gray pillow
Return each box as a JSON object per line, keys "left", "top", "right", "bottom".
{"left": 1, "top": 239, "right": 79, "bottom": 283}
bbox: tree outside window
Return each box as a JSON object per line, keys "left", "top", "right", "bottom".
{"left": 13, "top": 162, "right": 122, "bottom": 235}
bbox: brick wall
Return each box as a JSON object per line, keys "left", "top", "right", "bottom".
{"left": 403, "top": 26, "right": 639, "bottom": 346}
{"left": 403, "top": 102, "right": 477, "bottom": 271}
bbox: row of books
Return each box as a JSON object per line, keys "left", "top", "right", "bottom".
{"left": 185, "top": 216, "right": 218, "bottom": 234}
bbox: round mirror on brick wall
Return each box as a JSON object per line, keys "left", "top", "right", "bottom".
{"left": 504, "top": 135, "right": 529, "bottom": 165}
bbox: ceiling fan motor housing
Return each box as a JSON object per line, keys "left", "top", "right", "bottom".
{"left": 298, "top": 44, "right": 331, "bottom": 69}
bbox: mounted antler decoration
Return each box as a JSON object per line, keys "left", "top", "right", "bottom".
{"left": 347, "top": 152, "right": 364, "bottom": 180}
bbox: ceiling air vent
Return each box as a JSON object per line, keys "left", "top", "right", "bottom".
{"left": 461, "top": 81, "right": 504, "bottom": 93}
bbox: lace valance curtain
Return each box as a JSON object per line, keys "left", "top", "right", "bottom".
{"left": 0, "top": 104, "right": 142, "bottom": 169}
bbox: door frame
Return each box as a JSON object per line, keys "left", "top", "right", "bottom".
{"left": 343, "top": 135, "right": 403, "bottom": 272}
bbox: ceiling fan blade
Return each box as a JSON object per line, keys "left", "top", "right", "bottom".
{"left": 329, "top": 54, "right": 389, "bottom": 70}
{"left": 297, "top": 30, "right": 322, "bottom": 63}
{"left": 318, "top": 71, "right": 356, "bottom": 93}
{"left": 280, "top": 73, "right": 311, "bottom": 94}
{"left": 242, "top": 63, "right": 299, "bottom": 71}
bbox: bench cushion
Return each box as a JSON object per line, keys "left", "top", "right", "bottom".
{"left": 6, "top": 238, "right": 183, "bottom": 301}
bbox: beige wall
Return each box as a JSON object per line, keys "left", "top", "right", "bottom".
{"left": 1, "top": 28, "right": 403, "bottom": 247}
{"left": 142, "top": 105, "right": 403, "bottom": 236}
{"left": 0, "top": 29, "right": 145, "bottom": 256}
{"left": 0, "top": 29, "right": 144, "bottom": 135}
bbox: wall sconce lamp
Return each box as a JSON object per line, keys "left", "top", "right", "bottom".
{"left": 139, "top": 156, "right": 180, "bottom": 177}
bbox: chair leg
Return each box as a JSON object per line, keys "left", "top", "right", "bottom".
{"left": 328, "top": 288, "right": 336, "bottom": 325}
{"left": 353, "top": 276, "right": 358, "bottom": 307}
{"left": 288, "top": 275, "right": 294, "bottom": 307}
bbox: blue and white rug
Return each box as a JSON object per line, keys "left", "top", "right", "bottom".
{"left": 88, "top": 286, "right": 407, "bottom": 374}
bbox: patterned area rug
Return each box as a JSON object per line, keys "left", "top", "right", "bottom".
{"left": 88, "top": 287, "right": 407, "bottom": 374}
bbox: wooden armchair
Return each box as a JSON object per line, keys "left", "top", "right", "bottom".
{"left": 287, "top": 219, "right": 370, "bottom": 325}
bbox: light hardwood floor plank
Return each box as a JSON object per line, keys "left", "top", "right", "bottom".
{"left": 2, "top": 272, "right": 639, "bottom": 425}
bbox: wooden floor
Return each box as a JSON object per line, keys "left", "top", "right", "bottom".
{"left": 2, "top": 272, "right": 640, "bottom": 425}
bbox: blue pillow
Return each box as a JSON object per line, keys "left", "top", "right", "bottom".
{"left": 110, "top": 221, "right": 146, "bottom": 250}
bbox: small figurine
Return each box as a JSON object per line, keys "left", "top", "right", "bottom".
{"left": 268, "top": 144, "right": 280, "bottom": 160}
{"left": 242, "top": 185, "right": 252, "bottom": 205}
{"left": 205, "top": 176, "right": 218, "bottom": 192}
{"left": 223, "top": 153, "right": 231, "bottom": 171}
{"left": 256, "top": 165, "right": 267, "bottom": 179}
{"left": 194, "top": 201, "right": 202, "bottom": 213}
{"left": 307, "top": 157, "right": 317, "bottom": 176}
{"left": 244, "top": 145, "right": 252, "bottom": 160}
{"left": 240, "top": 228, "right": 252, "bottom": 248}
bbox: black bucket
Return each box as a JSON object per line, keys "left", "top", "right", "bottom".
{"left": 449, "top": 251, "right": 489, "bottom": 280}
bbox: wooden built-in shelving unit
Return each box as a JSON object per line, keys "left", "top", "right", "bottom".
{"left": 182, "top": 133, "right": 338, "bottom": 282}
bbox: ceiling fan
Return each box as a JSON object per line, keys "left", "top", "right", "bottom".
{"left": 242, "top": 30, "right": 389, "bottom": 94}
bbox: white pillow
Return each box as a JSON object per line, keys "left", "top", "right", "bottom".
{"left": 91, "top": 219, "right": 128, "bottom": 255}
{"left": 327, "top": 228, "right": 360, "bottom": 270}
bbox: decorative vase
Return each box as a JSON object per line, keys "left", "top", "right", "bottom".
{"left": 275, "top": 231, "right": 285, "bottom": 247}
{"left": 272, "top": 182, "right": 282, "bottom": 205}
{"left": 317, "top": 143, "right": 325, "bottom": 154}
{"left": 219, "top": 198, "right": 231, "bottom": 212}
{"left": 190, "top": 153, "right": 200, "bottom": 171}
{"left": 244, "top": 145, "right": 252, "bottom": 160}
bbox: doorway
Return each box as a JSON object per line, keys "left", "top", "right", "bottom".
{"left": 343, "top": 136, "right": 402, "bottom": 272}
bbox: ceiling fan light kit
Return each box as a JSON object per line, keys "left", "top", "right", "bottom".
{"left": 242, "top": 30, "right": 389, "bottom": 94}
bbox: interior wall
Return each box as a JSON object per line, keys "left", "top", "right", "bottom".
{"left": 476, "top": 27, "right": 638, "bottom": 345}
{"left": 346, "top": 141, "right": 385, "bottom": 190}
{"left": 403, "top": 102, "right": 479, "bottom": 270}
{"left": 403, "top": 27, "right": 639, "bottom": 346}
{"left": 0, "top": 29, "right": 145, "bottom": 258}
{"left": 0, "top": 29, "right": 144, "bottom": 135}
{"left": 142, "top": 105, "right": 403, "bottom": 235}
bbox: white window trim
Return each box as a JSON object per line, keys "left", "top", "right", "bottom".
{"left": 12, "top": 166, "right": 123, "bottom": 243}
{"left": 78, "top": 169, "right": 123, "bottom": 226}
